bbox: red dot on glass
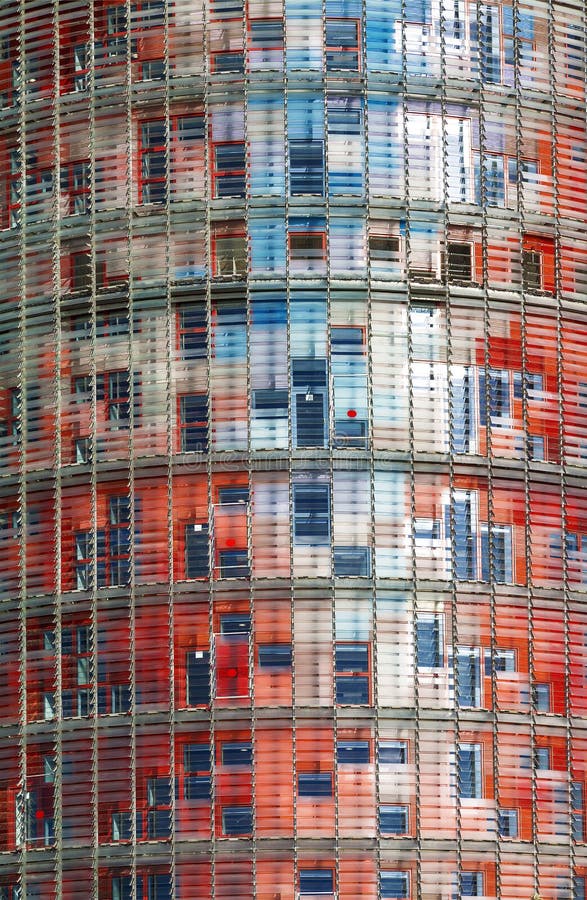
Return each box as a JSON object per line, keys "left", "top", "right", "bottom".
{"left": 347, "top": 409, "right": 357, "bottom": 418}
{"left": 35, "top": 811, "right": 45, "bottom": 820}
{"left": 227, "top": 667, "right": 238, "bottom": 678}
{"left": 226, "top": 538, "right": 236, "bottom": 547}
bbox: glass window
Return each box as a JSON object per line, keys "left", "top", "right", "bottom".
{"left": 184, "top": 744, "right": 211, "bottom": 800}
{"left": 335, "top": 643, "right": 370, "bottom": 705}
{"left": 213, "top": 143, "right": 246, "bottom": 197}
{"left": 222, "top": 806, "right": 252, "bottom": 835}
{"left": 299, "top": 870, "right": 334, "bottom": 895}
{"left": 478, "top": 369, "right": 510, "bottom": 426}
{"left": 452, "top": 490, "right": 477, "bottom": 580}
{"left": 250, "top": 19, "right": 283, "bottom": 47}
{"left": 485, "top": 648, "right": 515, "bottom": 675}
{"left": 535, "top": 747, "right": 551, "bottom": 770}
{"left": 333, "top": 547, "right": 370, "bottom": 576}
{"left": 289, "top": 232, "right": 325, "bottom": 262}
{"left": 219, "top": 549, "right": 249, "bottom": 578}
{"left": 381, "top": 872, "right": 410, "bottom": 899}
{"left": 289, "top": 141, "right": 324, "bottom": 195}
{"left": 218, "top": 486, "right": 249, "bottom": 505}
{"left": 456, "top": 647, "right": 481, "bottom": 707}
{"left": 293, "top": 484, "right": 330, "bottom": 543}
{"left": 336, "top": 741, "right": 370, "bottom": 764}
{"left": 327, "top": 95, "right": 362, "bottom": 134}
{"left": 534, "top": 682, "right": 551, "bottom": 712}
{"left": 210, "top": 0, "right": 243, "bottom": 17}
{"left": 186, "top": 651, "right": 210, "bottom": 706}
{"left": 379, "top": 804, "right": 409, "bottom": 834}
{"left": 379, "top": 742, "right": 408, "bottom": 764}
{"left": 112, "top": 877, "right": 133, "bottom": 900}
{"left": 498, "top": 808, "right": 518, "bottom": 838}
{"left": 214, "top": 232, "right": 247, "bottom": 277}
{"left": 445, "top": 242, "right": 472, "bottom": 281}
{"left": 185, "top": 524, "right": 209, "bottom": 578}
{"left": 140, "top": 120, "right": 167, "bottom": 203}
{"left": 458, "top": 743, "right": 482, "bottom": 798}
{"left": 147, "top": 874, "right": 172, "bottom": 900}
{"left": 460, "top": 872, "right": 484, "bottom": 897}
{"left": 298, "top": 772, "right": 333, "bottom": 797}
{"left": 416, "top": 615, "right": 443, "bottom": 667}
{"left": 220, "top": 613, "right": 251, "bottom": 634}
{"left": 179, "top": 394, "right": 208, "bottom": 452}
{"left": 253, "top": 389, "right": 288, "bottom": 418}
{"left": 258, "top": 644, "right": 292, "bottom": 668}
{"left": 325, "top": 18, "right": 360, "bottom": 70}
{"left": 179, "top": 305, "right": 207, "bottom": 359}
{"left": 212, "top": 51, "right": 245, "bottom": 73}
{"left": 222, "top": 742, "right": 252, "bottom": 766}
{"left": 522, "top": 248, "right": 542, "bottom": 290}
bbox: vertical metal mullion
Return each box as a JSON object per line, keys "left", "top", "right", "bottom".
{"left": 161, "top": 0, "right": 177, "bottom": 894}
{"left": 51, "top": 0, "right": 65, "bottom": 895}
{"left": 475, "top": 1, "right": 493, "bottom": 889}
{"left": 241, "top": 2, "right": 258, "bottom": 894}
{"left": 202, "top": 1, "right": 216, "bottom": 895}
{"left": 320, "top": 2, "right": 340, "bottom": 895}
{"left": 121, "top": 0, "right": 138, "bottom": 896}
{"left": 513, "top": 0, "right": 534, "bottom": 892}
{"left": 282, "top": 0, "right": 299, "bottom": 890}
{"left": 86, "top": 0, "right": 99, "bottom": 891}
{"left": 16, "top": 0, "right": 28, "bottom": 895}
{"left": 361, "top": 3, "right": 383, "bottom": 898}
{"left": 439, "top": 0, "right": 464, "bottom": 891}
{"left": 548, "top": 0, "right": 572, "bottom": 891}
{"left": 399, "top": 0, "right": 424, "bottom": 895}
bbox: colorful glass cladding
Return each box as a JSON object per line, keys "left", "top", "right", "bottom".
{"left": 0, "top": 0, "right": 586, "bottom": 897}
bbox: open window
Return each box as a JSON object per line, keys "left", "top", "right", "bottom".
{"left": 292, "top": 358, "right": 328, "bottom": 447}
{"left": 444, "top": 242, "right": 473, "bottom": 282}
{"left": 498, "top": 808, "right": 518, "bottom": 838}
{"left": 369, "top": 231, "right": 401, "bottom": 273}
{"left": 289, "top": 230, "right": 326, "bottom": 273}
{"left": 457, "top": 743, "right": 483, "bottom": 798}
{"left": 212, "top": 223, "right": 247, "bottom": 277}
{"left": 416, "top": 614, "right": 443, "bottom": 668}
{"left": 522, "top": 248, "right": 541, "bottom": 291}
{"left": 456, "top": 646, "right": 482, "bottom": 707}
{"left": 458, "top": 872, "right": 484, "bottom": 897}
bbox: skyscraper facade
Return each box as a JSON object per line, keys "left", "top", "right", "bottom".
{"left": 0, "top": 0, "right": 586, "bottom": 897}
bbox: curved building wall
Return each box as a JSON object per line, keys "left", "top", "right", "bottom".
{"left": 0, "top": 0, "right": 586, "bottom": 897}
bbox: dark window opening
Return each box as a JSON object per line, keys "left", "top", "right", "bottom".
{"left": 445, "top": 242, "right": 473, "bottom": 281}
